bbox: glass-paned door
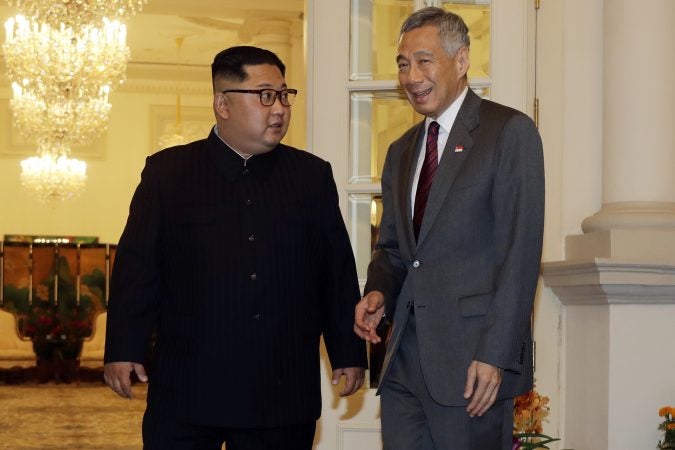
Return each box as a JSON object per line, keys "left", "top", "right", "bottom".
{"left": 347, "top": 0, "right": 493, "bottom": 279}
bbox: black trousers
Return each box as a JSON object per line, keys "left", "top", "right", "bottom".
{"left": 142, "top": 405, "right": 316, "bottom": 450}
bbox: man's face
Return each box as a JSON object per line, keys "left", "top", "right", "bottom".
{"left": 397, "top": 25, "right": 468, "bottom": 119}
{"left": 215, "top": 64, "right": 291, "bottom": 155}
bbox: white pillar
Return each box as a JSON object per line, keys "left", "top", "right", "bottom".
{"left": 542, "top": 3, "right": 675, "bottom": 450}
{"left": 582, "top": 0, "right": 675, "bottom": 232}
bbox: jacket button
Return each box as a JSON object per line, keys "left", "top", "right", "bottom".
{"left": 250, "top": 273, "right": 257, "bottom": 280}
{"left": 252, "top": 314, "right": 261, "bottom": 320}
{"left": 248, "top": 234, "right": 255, "bottom": 242}
{"left": 412, "top": 260, "right": 420, "bottom": 268}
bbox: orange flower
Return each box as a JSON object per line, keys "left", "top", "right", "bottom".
{"left": 513, "top": 388, "right": 551, "bottom": 434}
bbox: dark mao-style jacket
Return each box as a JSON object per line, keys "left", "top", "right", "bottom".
{"left": 105, "top": 130, "right": 367, "bottom": 427}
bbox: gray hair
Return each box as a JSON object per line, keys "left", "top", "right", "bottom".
{"left": 400, "top": 7, "right": 470, "bottom": 56}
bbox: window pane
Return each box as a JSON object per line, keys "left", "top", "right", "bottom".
{"left": 350, "top": 90, "right": 423, "bottom": 184}
{"left": 350, "top": 0, "right": 413, "bottom": 81}
{"left": 348, "top": 193, "right": 383, "bottom": 278}
{"left": 441, "top": 1, "right": 491, "bottom": 79}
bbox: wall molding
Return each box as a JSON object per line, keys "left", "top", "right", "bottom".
{"left": 541, "top": 258, "right": 675, "bottom": 305}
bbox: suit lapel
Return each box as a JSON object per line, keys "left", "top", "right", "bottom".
{"left": 416, "top": 89, "right": 481, "bottom": 246}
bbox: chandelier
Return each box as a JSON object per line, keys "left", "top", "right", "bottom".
{"left": 3, "top": 16, "right": 128, "bottom": 87}
{"left": 11, "top": 82, "right": 112, "bottom": 148}
{"left": 7, "top": 0, "right": 147, "bottom": 26}
{"left": 2, "top": 1, "right": 144, "bottom": 202}
{"left": 3, "top": 15, "right": 128, "bottom": 148}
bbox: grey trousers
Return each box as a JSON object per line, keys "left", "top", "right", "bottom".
{"left": 380, "top": 313, "right": 513, "bottom": 450}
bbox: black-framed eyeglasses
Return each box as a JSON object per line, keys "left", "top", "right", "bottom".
{"left": 220, "top": 88, "right": 298, "bottom": 107}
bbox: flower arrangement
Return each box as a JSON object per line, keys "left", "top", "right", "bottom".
{"left": 512, "top": 387, "right": 560, "bottom": 450}
{"left": 23, "top": 298, "right": 94, "bottom": 359}
{"left": 21, "top": 269, "right": 95, "bottom": 360}
{"left": 658, "top": 406, "right": 675, "bottom": 449}
{"left": 23, "top": 299, "right": 93, "bottom": 340}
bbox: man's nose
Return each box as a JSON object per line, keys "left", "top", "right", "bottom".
{"left": 407, "top": 63, "right": 424, "bottom": 83}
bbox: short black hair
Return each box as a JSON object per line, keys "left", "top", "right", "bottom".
{"left": 211, "top": 46, "right": 286, "bottom": 83}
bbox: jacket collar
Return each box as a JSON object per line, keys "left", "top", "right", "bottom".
{"left": 206, "top": 128, "right": 278, "bottom": 182}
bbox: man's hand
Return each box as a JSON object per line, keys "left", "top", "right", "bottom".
{"left": 463, "top": 360, "right": 502, "bottom": 417}
{"left": 104, "top": 361, "right": 148, "bottom": 399}
{"left": 353, "top": 291, "right": 385, "bottom": 343}
{"left": 332, "top": 367, "right": 366, "bottom": 397}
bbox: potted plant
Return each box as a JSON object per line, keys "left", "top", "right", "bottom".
{"left": 658, "top": 406, "right": 675, "bottom": 449}
{"left": 512, "top": 387, "right": 560, "bottom": 449}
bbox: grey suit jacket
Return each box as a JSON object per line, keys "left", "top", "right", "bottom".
{"left": 365, "top": 89, "right": 545, "bottom": 406}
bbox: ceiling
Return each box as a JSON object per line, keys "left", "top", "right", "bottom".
{"left": 0, "top": 0, "right": 305, "bottom": 87}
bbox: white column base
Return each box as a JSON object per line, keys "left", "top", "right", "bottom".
{"left": 581, "top": 202, "right": 675, "bottom": 233}
{"left": 542, "top": 228, "right": 675, "bottom": 450}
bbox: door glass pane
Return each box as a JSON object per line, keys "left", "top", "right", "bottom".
{"left": 350, "top": 0, "right": 413, "bottom": 81}
{"left": 441, "top": 0, "right": 491, "bottom": 79}
{"left": 350, "top": 90, "right": 423, "bottom": 184}
{"left": 348, "top": 193, "right": 383, "bottom": 278}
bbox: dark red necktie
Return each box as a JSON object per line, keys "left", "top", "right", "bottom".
{"left": 413, "top": 121, "right": 440, "bottom": 241}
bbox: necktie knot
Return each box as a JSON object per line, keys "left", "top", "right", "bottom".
{"left": 427, "top": 121, "right": 440, "bottom": 142}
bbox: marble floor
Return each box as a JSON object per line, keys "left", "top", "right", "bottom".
{"left": 0, "top": 381, "right": 146, "bottom": 450}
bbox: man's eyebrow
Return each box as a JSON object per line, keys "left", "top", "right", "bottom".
{"left": 413, "top": 50, "right": 434, "bottom": 59}
{"left": 254, "top": 82, "right": 288, "bottom": 89}
{"left": 397, "top": 49, "right": 434, "bottom": 62}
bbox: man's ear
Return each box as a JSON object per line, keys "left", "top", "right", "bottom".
{"left": 214, "top": 92, "right": 230, "bottom": 120}
{"left": 456, "top": 46, "right": 470, "bottom": 76}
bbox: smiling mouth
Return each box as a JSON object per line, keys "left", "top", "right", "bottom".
{"left": 413, "top": 87, "right": 432, "bottom": 98}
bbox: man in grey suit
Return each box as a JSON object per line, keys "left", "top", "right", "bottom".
{"left": 354, "top": 7, "right": 544, "bottom": 450}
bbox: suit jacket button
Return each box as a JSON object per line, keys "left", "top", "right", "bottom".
{"left": 412, "top": 260, "right": 420, "bottom": 268}
{"left": 252, "top": 314, "right": 261, "bottom": 320}
{"left": 250, "top": 273, "right": 257, "bottom": 280}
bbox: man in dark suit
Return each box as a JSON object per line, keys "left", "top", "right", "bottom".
{"left": 354, "top": 8, "right": 544, "bottom": 450}
{"left": 104, "top": 46, "right": 367, "bottom": 450}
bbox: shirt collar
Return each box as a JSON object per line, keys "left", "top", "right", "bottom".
{"left": 426, "top": 86, "right": 469, "bottom": 134}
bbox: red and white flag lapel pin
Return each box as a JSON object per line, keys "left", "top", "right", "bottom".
{"left": 454, "top": 145, "right": 464, "bottom": 153}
